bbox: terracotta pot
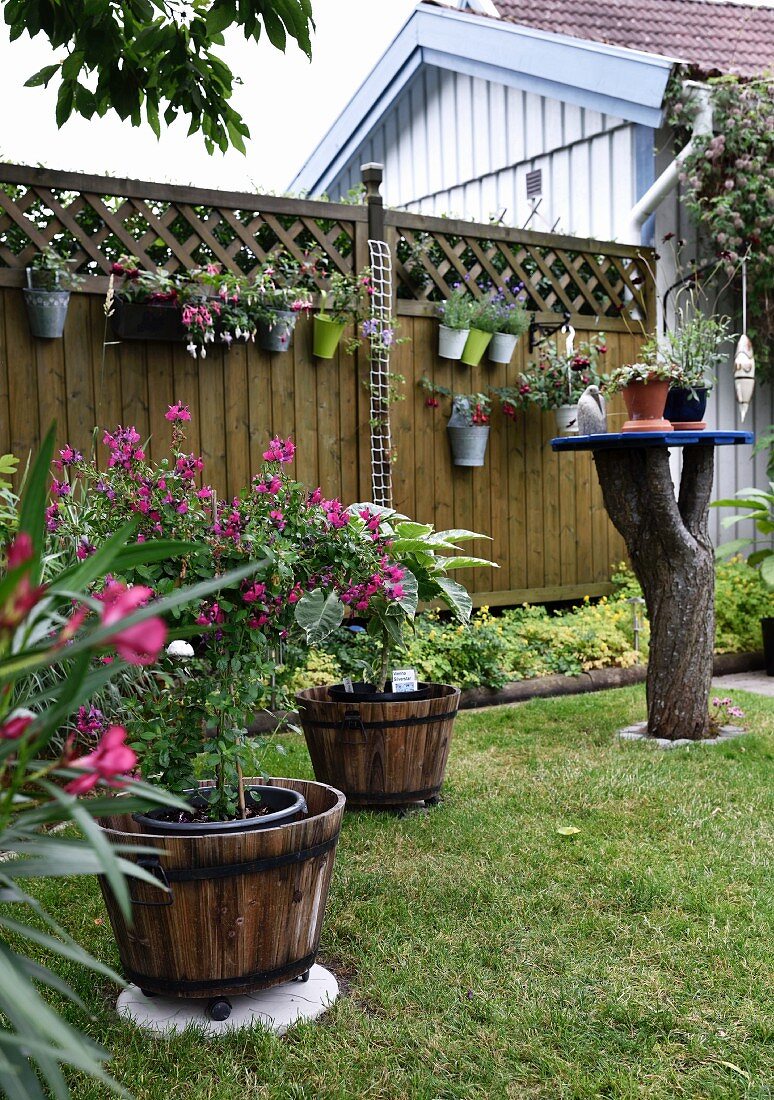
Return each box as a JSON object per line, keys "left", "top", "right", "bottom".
{"left": 621, "top": 377, "right": 672, "bottom": 432}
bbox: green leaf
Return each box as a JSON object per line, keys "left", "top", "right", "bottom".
{"left": 55, "top": 81, "right": 75, "bottom": 127}
{"left": 435, "top": 555, "right": 497, "bottom": 571}
{"left": 714, "top": 538, "right": 753, "bottom": 560}
{"left": 394, "top": 522, "right": 434, "bottom": 540}
{"left": 759, "top": 555, "right": 774, "bottom": 588}
{"left": 294, "top": 588, "right": 344, "bottom": 644}
{"left": 434, "top": 576, "right": 473, "bottom": 622}
{"left": 396, "top": 569, "right": 418, "bottom": 618}
{"left": 24, "top": 63, "right": 60, "bottom": 88}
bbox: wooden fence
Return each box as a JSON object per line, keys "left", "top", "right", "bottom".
{"left": 0, "top": 163, "right": 655, "bottom": 605}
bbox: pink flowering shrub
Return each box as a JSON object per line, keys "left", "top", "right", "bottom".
{"left": 50, "top": 406, "right": 402, "bottom": 817}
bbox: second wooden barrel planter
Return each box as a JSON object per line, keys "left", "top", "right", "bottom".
{"left": 295, "top": 683, "right": 460, "bottom": 808}
{"left": 97, "top": 777, "right": 345, "bottom": 1019}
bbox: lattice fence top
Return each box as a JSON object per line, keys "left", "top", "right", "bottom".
{"left": 0, "top": 164, "right": 365, "bottom": 288}
{"left": 0, "top": 163, "right": 654, "bottom": 331}
{"left": 388, "top": 211, "right": 653, "bottom": 327}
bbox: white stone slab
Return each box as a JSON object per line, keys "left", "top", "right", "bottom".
{"left": 116, "top": 964, "right": 338, "bottom": 1036}
{"left": 617, "top": 723, "right": 748, "bottom": 747}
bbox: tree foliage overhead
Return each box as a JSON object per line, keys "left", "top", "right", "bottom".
{"left": 4, "top": 0, "right": 315, "bottom": 154}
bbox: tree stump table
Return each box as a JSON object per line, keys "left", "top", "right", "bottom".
{"left": 551, "top": 430, "right": 753, "bottom": 740}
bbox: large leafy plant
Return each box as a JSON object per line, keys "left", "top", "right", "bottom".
{"left": 0, "top": 426, "right": 265, "bottom": 1098}
{"left": 296, "top": 508, "right": 497, "bottom": 691}
{"left": 713, "top": 484, "right": 774, "bottom": 587}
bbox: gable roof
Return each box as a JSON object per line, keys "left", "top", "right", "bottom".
{"left": 290, "top": 3, "right": 674, "bottom": 194}
{"left": 492, "top": 0, "right": 774, "bottom": 78}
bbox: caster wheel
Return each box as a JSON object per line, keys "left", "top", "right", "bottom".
{"left": 300, "top": 969, "right": 310, "bottom": 983}
{"left": 207, "top": 997, "right": 232, "bottom": 1021}
{"left": 425, "top": 795, "right": 441, "bottom": 806}
{"left": 140, "top": 989, "right": 157, "bottom": 998}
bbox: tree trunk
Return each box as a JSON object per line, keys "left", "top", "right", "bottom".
{"left": 593, "top": 446, "right": 715, "bottom": 740}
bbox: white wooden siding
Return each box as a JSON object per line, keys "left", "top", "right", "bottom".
{"left": 327, "top": 66, "right": 634, "bottom": 238}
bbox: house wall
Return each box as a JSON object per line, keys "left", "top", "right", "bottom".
{"left": 328, "top": 66, "right": 635, "bottom": 240}
{"left": 653, "top": 124, "right": 772, "bottom": 548}
{"left": 328, "top": 72, "right": 769, "bottom": 553}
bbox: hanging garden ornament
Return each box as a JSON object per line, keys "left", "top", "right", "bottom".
{"left": 734, "top": 336, "right": 755, "bottom": 422}
{"left": 734, "top": 260, "right": 755, "bottom": 422}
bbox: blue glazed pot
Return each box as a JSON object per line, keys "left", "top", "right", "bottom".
{"left": 664, "top": 386, "right": 708, "bottom": 427}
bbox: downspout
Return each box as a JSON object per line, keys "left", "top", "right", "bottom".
{"left": 627, "top": 81, "right": 713, "bottom": 243}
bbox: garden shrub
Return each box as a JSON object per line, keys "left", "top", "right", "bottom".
{"left": 714, "top": 557, "right": 774, "bottom": 653}
{"left": 288, "top": 559, "right": 771, "bottom": 694}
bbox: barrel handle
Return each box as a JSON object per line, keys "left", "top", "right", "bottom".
{"left": 129, "top": 855, "right": 174, "bottom": 907}
{"left": 341, "top": 709, "right": 367, "bottom": 746}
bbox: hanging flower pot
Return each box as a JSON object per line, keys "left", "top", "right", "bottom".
{"left": 109, "top": 297, "right": 186, "bottom": 342}
{"left": 313, "top": 314, "right": 346, "bottom": 359}
{"left": 460, "top": 328, "right": 493, "bottom": 367}
{"left": 488, "top": 332, "right": 519, "bottom": 365}
{"left": 664, "top": 386, "right": 708, "bottom": 430}
{"left": 554, "top": 404, "right": 579, "bottom": 434}
{"left": 447, "top": 424, "right": 490, "bottom": 466}
{"left": 621, "top": 377, "right": 671, "bottom": 432}
{"left": 438, "top": 324, "right": 469, "bottom": 360}
{"left": 257, "top": 310, "right": 297, "bottom": 353}
{"left": 23, "top": 286, "right": 71, "bottom": 339}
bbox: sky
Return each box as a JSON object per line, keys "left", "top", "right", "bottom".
{"left": 0, "top": 0, "right": 418, "bottom": 194}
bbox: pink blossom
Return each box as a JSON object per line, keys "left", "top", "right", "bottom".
{"left": 165, "top": 402, "right": 192, "bottom": 422}
{"left": 262, "top": 437, "right": 296, "bottom": 464}
{"left": 0, "top": 713, "right": 34, "bottom": 740}
{"left": 65, "top": 726, "right": 137, "bottom": 795}
{"left": 98, "top": 582, "right": 167, "bottom": 665}
{"left": 1, "top": 534, "right": 46, "bottom": 630}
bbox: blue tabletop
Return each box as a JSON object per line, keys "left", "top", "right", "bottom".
{"left": 551, "top": 430, "right": 754, "bottom": 452}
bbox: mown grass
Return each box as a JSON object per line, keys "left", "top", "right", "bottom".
{"left": 18, "top": 685, "right": 774, "bottom": 1099}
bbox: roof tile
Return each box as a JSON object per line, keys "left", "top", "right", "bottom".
{"left": 491, "top": 0, "right": 774, "bottom": 77}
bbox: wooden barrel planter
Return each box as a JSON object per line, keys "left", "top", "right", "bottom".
{"left": 97, "top": 777, "right": 345, "bottom": 1006}
{"left": 295, "top": 683, "right": 460, "bottom": 808}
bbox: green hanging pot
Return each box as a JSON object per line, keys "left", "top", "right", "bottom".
{"left": 460, "top": 328, "right": 493, "bottom": 367}
{"left": 313, "top": 315, "right": 346, "bottom": 359}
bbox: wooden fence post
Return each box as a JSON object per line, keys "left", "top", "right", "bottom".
{"left": 361, "top": 162, "right": 385, "bottom": 244}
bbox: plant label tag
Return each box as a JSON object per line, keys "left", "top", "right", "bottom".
{"left": 342, "top": 676, "right": 354, "bottom": 694}
{"left": 392, "top": 668, "right": 418, "bottom": 693}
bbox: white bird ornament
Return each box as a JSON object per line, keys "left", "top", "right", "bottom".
{"left": 577, "top": 385, "right": 607, "bottom": 435}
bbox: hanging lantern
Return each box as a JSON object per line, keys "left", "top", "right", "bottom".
{"left": 734, "top": 260, "right": 755, "bottom": 422}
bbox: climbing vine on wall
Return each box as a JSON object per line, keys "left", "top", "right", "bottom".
{"left": 668, "top": 74, "right": 774, "bottom": 377}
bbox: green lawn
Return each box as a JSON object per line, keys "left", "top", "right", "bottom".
{"left": 23, "top": 685, "right": 774, "bottom": 1099}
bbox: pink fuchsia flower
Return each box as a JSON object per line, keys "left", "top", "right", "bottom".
{"left": 262, "top": 437, "right": 296, "bottom": 464}
{"left": 242, "top": 582, "right": 267, "bottom": 605}
{"left": 165, "top": 402, "right": 192, "bottom": 422}
{"left": 98, "top": 582, "right": 167, "bottom": 666}
{"left": 196, "top": 600, "right": 225, "bottom": 627}
{"left": 65, "top": 725, "right": 137, "bottom": 795}
{"left": 75, "top": 705, "right": 108, "bottom": 738}
{"left": 269, "top": 509, "right": 286, "bottom": 530}
{"left": 56, "top": 445, "right": 83, "bottom": 468}
{"left": 0, "top": 710, "right": 35, "bottom": 740}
